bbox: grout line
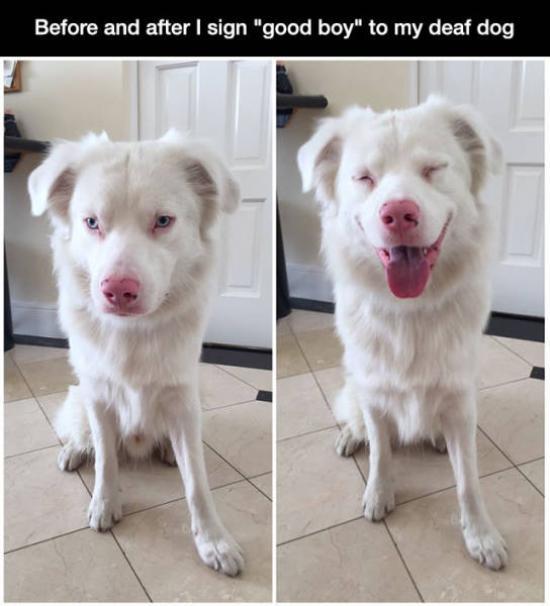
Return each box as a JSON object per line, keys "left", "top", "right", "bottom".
{"left": 383, "top": 519, "right": 425, "bottom": 602}
{"left": 200, "top": 439, "right": 273, "bottom": 503}
{"left": 277, "top": 423, "right": 338, "bottom": 443}
{"left": 202, "top": 397, "right": 265, "bottom": 413}
{"left": 490, "top": 335, "right": 543, "bottom": 368}
{"left": 287, "top": 325, "right": 340, "bottom": 418}
{"left": 5, "top": 443, "right": 60, "bottom": 460}
{"left": 109, "top": 530, "right": 153, "bottom": 602}
{"left": 4, "top": 526, "right": 91, "bottom": 555}
{"left": 478, "top": 375, "right": 532, "bottom": 392}
{"left": 248, "top": 477, "right": 273, "bottom": 502}
{"left": 215, "top": 363, "right": 272, "bottom": 393}
{"left": 277, "top": 515, "right": 364, "bottom": 547}
{"left": 109, "top": 528, "right": 153, "bottom": 602}
{"left": 515, "top": 465, "right": 545, "bottom": 498}
{"left": 394, "top": 464, "right": 517, "bottom": 508}
{"left": 476, "top": 425, "right": 517, "bottom": 468}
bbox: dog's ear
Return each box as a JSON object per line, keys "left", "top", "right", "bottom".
{"left": 28, "top": 142, "right": 78, "bottom": 220}
{"left": 298, "top": 107, "right": 370, "bottom": 204}
{"left": 447, "top": 102, "right": 502, "bottom": 195}
{"left": 28, "top": 132, "right": 110, "bottom": 220}
{"left": 160, "top": 130, "right": 240, "bottom": 216}
{"left": 297, "top": 117, "right": 343, "bottom": 204}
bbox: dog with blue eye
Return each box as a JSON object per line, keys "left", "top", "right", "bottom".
{"left": 28, "top": 130, "right": 244, "bottom": 576}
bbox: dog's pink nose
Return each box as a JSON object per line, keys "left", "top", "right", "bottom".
{"left": 101, "top": 277, "right": 140, "bottom": 309}
{"left": 380, "top": 200, "right": 420, "bottom": 234}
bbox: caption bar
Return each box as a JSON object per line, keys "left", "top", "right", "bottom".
{"left": 34, "top": 18, "right": 516, "bottom": 41}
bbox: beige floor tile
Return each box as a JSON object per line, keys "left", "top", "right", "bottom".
{"left": 114, "top": 482, "right": 272, "bottom": 602}
{"left": 278, "top": 518, "right": 419, "bottom": 602}
{"left": 5, "top": 397, "right": 59, "bottom": 457}
{"left": 250, "top": 473, "right": 272, "bottom": 499}
{"left": 314, "top": 366, "right": 345, "bottom": 409}
{"left": 354, "top": 430, "right": 511, "bottom": 505}
{"left": 478, "top": 336, "right": 532, "bottom": 389}
{"left": 37, "top": 391, "right": 67, "bottom": 435}
{"left": 478, "top": 378, "right": 543, "bottom": 464}
{"left": 78, "top": 444, "right": 242, "bottom": 514}
{"left": 200, "top": 363, "right": 258, "bottom": 410}
{"left": 218, "top": 365, "right": 272, "bottom": 391}
{"left": 277, "top": 333, "right": 309, "bottom": 378}
{"left": 277, "top": 316, "right": 292, "bottom": 336}
{"left": 295, "top": 327, "right": 343, "bottom": 372}
{"left": 4, "top": 354, "right": 32, "bottom": 402}
{"left": 494, "top": 336, "right": 544, "bottom": 368}
{"left": 288, "top": 309, "right": 335, "bottom": 334}
{"left": 17, "top": 356, "right": 77, "bottom": 397}
{"left": 203, "top": 401, "right": 272, "bottom": 477}
{"left": 277, "top": 373, "right": 336, "bottom": 440}
{"left": 5, "top": 447, "right": 90, "bottom": 551}
{"left": 278, "top": 428, "right": 365, "bottom": 543}
{"left": 386, "top": 469, "right": 544, "bottom": 602}
{"left": 10, "top": 344, "right": 69, "bottom": 365}
{"left": 519, "top": 458, "right": 544, "bottom": 494}
{"left": 5, "top": 529, "right": 148, "bottom": 602}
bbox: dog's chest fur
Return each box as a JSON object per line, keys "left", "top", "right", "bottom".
{"left": 336, "top": 287, "right": 485, "bottom": 443}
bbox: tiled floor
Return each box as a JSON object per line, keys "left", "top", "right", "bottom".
{"left": 5, "top": 344, "right": 272, "bottom": 603}
{"left": 277, "top": 310, "right": 544, "bottom": 603}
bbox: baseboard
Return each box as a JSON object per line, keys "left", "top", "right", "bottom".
{"left": 289, "top": 297, "right": 335, "bottom": 314}
{"left": 289, "top": 298, "right": 544, "bottom": 343}
{"left": 11, "top": 301, "right": 65, "bottom": 339}
{"left": 12, "top": 333, "right": 272, "bottom": 370}
{"left": 286, "top": 263, "right": 334, "bottom": 302}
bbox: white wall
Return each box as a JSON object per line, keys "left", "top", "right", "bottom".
{"left": 4, "top": 60, "right": 134, "bottom": 337}
{"left": 277, "top": 60, "right": 416, "bottom": 301}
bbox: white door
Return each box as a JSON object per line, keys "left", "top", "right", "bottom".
{"left": 138, "top": 60, "right": 273, "bottom": 347}
{"left": 419, "top": 61, "right": 544, "bottom": 317}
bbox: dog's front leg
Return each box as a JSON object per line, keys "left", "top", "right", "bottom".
{"left": 85, "top": 395, "right": 122, "bottom": 531}
{"left": 361, "top": 404, "right": 395, "bottom": 521}
{"left": 168, "top": 384, "right": 244, "bottom": 576}
{"left": 441, "top": 390, "right": 507, "bottom": 570}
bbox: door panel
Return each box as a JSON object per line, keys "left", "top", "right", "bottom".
{"left": 419, "top": 60, "right": 544, "bottom": 316}
{"left": 138, "top": 60, "right": 273, "bottom": 347}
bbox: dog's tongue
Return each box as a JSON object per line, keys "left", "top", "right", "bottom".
{"left": 386, "top": 246, "right": 430, "bottom": 298}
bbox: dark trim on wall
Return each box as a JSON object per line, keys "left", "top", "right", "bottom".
{"left": 13, "top": 334, "right": 69, "bottom": 349}
{"left": 201, "top": 343, "right": 272, "bottom": 370}
{"left": 12, "top": 334, "right": 272, "bottom": 370}
{"left": 289, "top": 297, "right": 335, "bottom": 314}
{"left": 485, "top": 312, "right": 544, "bottom": 343}
{"left": 286, "top": 298, "right": 544, "bottom": 343}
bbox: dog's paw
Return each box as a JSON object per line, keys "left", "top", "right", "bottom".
{"left": 335, "top": 425, "right": 364, "bottom": 457}
{"left": 363, "top": 481, "right": 395, "bottom": 522}
{"left": 57, "top": 443, "right": 87, "bottom": 471}
{"left": 194, "top": 527, "right": 244, "bottom": 577}
{"left": 463, "top": 522, "right": 508, "bottom": 570}
{"left": 88, "top": 495, "right": 122, "bottom": 532}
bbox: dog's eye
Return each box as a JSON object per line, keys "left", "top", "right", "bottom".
{"left": 353, "top": 172, "right": 376, "bottom": 187}
{"left": 85, "top": 217, "right": 99, "bottom": 231}
{"left": 422, "top": 164, "right": 448, "bottom": 180}
{"left": 154, "top": 215, "right": 174, "bottom": 230}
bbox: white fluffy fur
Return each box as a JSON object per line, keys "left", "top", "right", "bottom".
{"left": 298, "top": 96, "right": 508, "bottom": 570}
{"left": 28, "top": 130, "right": 244, "bottom": 576}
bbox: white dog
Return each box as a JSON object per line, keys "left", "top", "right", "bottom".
{"left": 298, "top": 96, "right": 507, "bottom": 570}
{"left": 28, "top": 130, "right": 244, "bottom": 576}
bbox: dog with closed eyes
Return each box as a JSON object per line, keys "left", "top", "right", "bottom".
{"left": 298, "top": 96, "right": 507, "bottom": 570}
{"left": 28, "top": 130, "right": 244, "bottom": 576}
